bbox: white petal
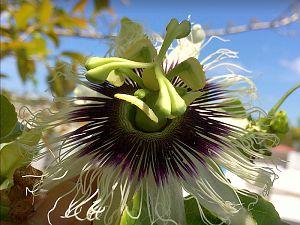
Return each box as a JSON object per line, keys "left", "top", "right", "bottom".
{"left": 146, "top": 176, "right": 187, "bottom": 225}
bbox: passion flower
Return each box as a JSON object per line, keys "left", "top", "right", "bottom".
{"left": 31, "top": 18, "right": 278, "bottom": 225}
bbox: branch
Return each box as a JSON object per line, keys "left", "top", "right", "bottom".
{"left": 53, "top": 29, "right": 115, "bottom": 40}
{"left": 52, "top": 6, "right": 299, "bottom": 39}
{"left": 204, "top": 12, "right": 299, "bottom": 37}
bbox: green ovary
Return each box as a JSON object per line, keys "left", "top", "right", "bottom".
{"left": 134, "top": 92, "right": 168, "bottom": 133}
{"left": 135, "top": 109, "right": 168, "bottom": 132}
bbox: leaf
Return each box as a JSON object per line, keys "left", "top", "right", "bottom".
{"left": 61, "top": 51, "right": 85, "bottom": 62}
{"left": 115, "top": 17, "right": 144, "bottom": 57}
{"left": 0, "top": 129, "right": 41, "bottom": 182}
{"left": 184, "top": 197, "right": 222, "bottom": 225}
{"left": 184, "top": 192, "right": 288, "bottom": 225}
{"left": 71, "top": 17, "right": 88, "bottom": 29}
{"left": 93, "top": 0, "right": 110, "bottom": 13}
{"left": 72, "top": 0, "right": 88, "bottom": 13}
{"left": 0, "top": 142, "right": 30, "bottom": 179}
{"left": 13, "top": 3, "right": 35, "bottom": 30}
{"left": 26, "top": 35, "right": 47, "bottom": 55}
{"left": 45, "top": 29, "right": 60, "bottom": 47}
{"left": 0, "top": 94, "right": 17, "bottom": 143}
{"left": 0, "top": 122, "right": 24, "bottom": 144}
{"left": 15, "top": 49, "right": 36, "bottom": 82}
{"left": 239, "top": 191, "right": 288, "bottom": 225}
{"left": 38, "top": 0, "right": 53, "bottom": 25}
{"left": 0, "top": 73, "right": 8, "bottom": 78}
{"left": 47, "top": 61, "right": 76, "bottom": 97}
{"left": 0, "top": 27, "right": 11, "bottom": 38}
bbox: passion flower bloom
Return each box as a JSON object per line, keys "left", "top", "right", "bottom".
{"left": 31, "top": 18, "right": 278, "bottom": 225}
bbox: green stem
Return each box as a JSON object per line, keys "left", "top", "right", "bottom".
{"left": 268, "top": 82, "right": 300, "bottom": 117}
{"left": 113, "top": 61, "right": 154, "bottom": 70}
{"left": 156, "top": 32, "right": 176, "bottom": 63}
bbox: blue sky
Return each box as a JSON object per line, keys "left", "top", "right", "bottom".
{"left": 1, "top": 0, "right": 300, "bottom": 124}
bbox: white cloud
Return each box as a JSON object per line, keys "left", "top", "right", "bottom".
{"left": 281, "top": 57, "right": 300, "bottom": 76}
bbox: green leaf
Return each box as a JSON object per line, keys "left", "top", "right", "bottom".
{"left": 38, "top": 0, "right": 53, "bottom": 25}
{"left": 71, "top": 17, "right": 88, "bottom": 29}
{"left": 0, "top": 73, "right": 8, "bottom": 78}
{"left": 115, "top": 17, "right": 144, "bottom": 57}
{"left": 0, "top": 129, "right": 41, "bottom": 182}
{"left": 184, "top": 192, "right": 288, "bottom": 225}
{"left": 16, "top": 49, "right": 29, "bottom": 82}
{"left": 61, "top": 51, "right": 85, "bottom": 63}
{"left": 46, "top": 29, "right": 60, "bottom": 47}
{"left": 13, "top": 3, "right": 35, "bottom": 30}
{"left": 26, "top": 35, "right": 47, "bottom": 55}
{"left": 47, "top": 61, "right": 76, "bottom": 97}
{"left": 15, "top": 48, "right": 36, "bottom": 82}
{"left": 0, "top": 142, "right": 31, "bottom": 180}
{"left": 184, "top": 197, "right": 222, "bottom": 225}
{"left": 72, "top": 0, "right": 88, "bottom": 13}
{"left": 93, "top": 0, "right": 110, "bottom": 13}
{"left": 0, "top": 122, "right": 24, "bottom": 144}
{"left": 239, "top": 191, "right": 288, "bottom": 225}
{"left": 0, "top": 94, "right": 17, "bottom": 143}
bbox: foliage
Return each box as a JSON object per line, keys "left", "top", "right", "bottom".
{"left": 0, "top": 0, "right": 111, "bottom": 96}
{"left": 281, "top": 124, "right": 300, "bottom": 151}
{"left": 0, "top": 94, "right": 18, "bottom": 143}
{"left": 0, "top": 96, "right": 41, "bottom": 190}
{"left": 120, "top": 191, "right": 289, "bottom": 225}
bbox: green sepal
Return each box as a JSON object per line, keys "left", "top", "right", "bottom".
{"left": 107, "top": 69, "right": 125, "bottom": 87}
{"left": 115, "top": 17, "right": 145, "bottom": 57}
{"left": 167, "top": 57, "right": 206, "bottom": 91}
{"left": 142, "top": 68, "right": 159, "bottom": 91}
{"left": 123, "top": 38, "right": 157, "bottom": 63}
{"left": 182, "top": 91, "right": 204, "bottom": 105}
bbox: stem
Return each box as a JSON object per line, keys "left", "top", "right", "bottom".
{"left": 268, "top": 82, "right": 300, "bottom": 117}
{"left": 115, "top": 61, "right": 154, "bottom": 69}
{"left": 156, "top": 31, "right": 176, "bottom": 63}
